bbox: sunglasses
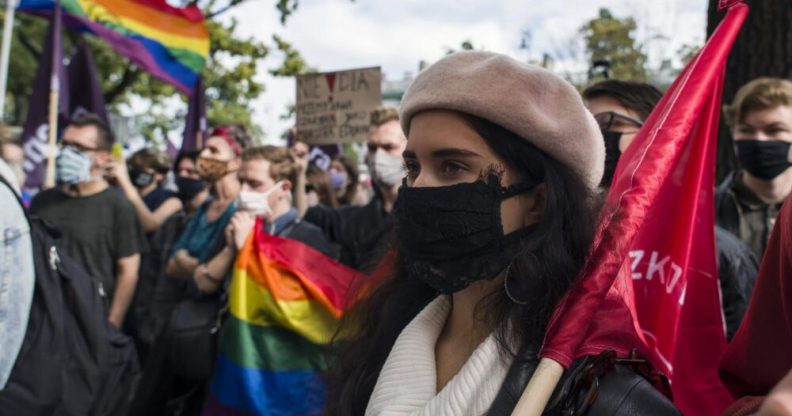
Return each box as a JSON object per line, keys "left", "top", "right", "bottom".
{"left": 60, "top": 140, "right": 105, "bottom": 153}
{"left": 594, "top": 111, "right": 644, "bottom": 132}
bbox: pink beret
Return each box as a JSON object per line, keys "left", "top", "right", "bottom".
{"left": 400, "top": 51, "right": 604, "bottom": 188}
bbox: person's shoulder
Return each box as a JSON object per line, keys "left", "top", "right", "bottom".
{"left": 30, "top": 188, "right": 65, "bottom": 212}
{"left": 156, "top": 188, "right": 178, "bottom": 198}
{"left": 590, "top": 364, "right": 680, "bottom": 415}
{"left": 32, "top": 187, "right": 63, "bottom": 201}
{"left": 294, "top": 219, "right": 329, "bottom": 237}
{"left": 490, "top": 351, "right": 680, "bottom": 416}
{"left": 98, "top": 187, "right": 138, "bottom": 216}
{"left": 554, "top": 354, "right": 679, "bottom": 415}
{"left": 716, "top": 171, "right": 737, "bottom": 194}
{"left": 292, "top": 220, "right": 340, "bottom": 258}
{"left": 292, "top": 220, "right": 332, "bottom": 244}
{"left": 716, "top": 226, "right": 755, "bottom": 260}
{"left": 152, "top": 188, "right": 179, "bottom": 203}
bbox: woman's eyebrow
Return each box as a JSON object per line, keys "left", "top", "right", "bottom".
{"left": 403, "top": 148, "right": 483, "bottom": 159}
{"left": 431, "top": 148, "right": 482, "bottom": 158}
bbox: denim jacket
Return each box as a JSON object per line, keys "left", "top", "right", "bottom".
{"left": 0, "top": 164, "right": 35, "bottom": 389}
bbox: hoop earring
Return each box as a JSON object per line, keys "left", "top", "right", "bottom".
{"left": 503, "top": 262, "right": 529, "bottom": 305}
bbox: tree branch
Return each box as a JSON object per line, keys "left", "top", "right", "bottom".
{"left": 17, "top": 31, "right": 41, "bottom": 60}
{"left": 206, "top": 0, "right": 249, "bottom": 19}
{"left": 104, "top": 67, "right": 141, "bottom": 103}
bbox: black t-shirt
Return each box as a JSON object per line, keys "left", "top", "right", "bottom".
{"left": 30, "top": 186, "right": 145, "bottom": 298}
{"left": 142, "top": 187, "right": 178, "bottom": 212}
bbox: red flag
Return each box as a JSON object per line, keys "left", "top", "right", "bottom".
{"left": 541, "top": 4, "right": 748, "bottom": 415}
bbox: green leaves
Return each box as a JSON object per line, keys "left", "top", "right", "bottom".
{"left": 3, "top": 0, "right": 350, "bottom": 140}
{"left": 270, "top": 34, "right": 314, "bottom": 77}
{"left": 580, "top": 8, "right": 649, "bottom": 82}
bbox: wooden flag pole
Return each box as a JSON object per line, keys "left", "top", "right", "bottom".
{"left": 43, "top": 77, "right": 59, "bottom": 189}
{"left": 0, "top": 0, "right": 17, "bottom": 117}
{"left": 510, "top": 358, "right": 564, "bottom": 416}
{"left": 43, "top": 0, "right": 62, "bottom": 189}
{"left": 196, "top": 130, "right": 203, "bottom": 149}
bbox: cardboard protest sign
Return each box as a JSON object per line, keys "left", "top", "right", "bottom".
{"left": 296, "top": 67, "right": 381, "bottom": 145}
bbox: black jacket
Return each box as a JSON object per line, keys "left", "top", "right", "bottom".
{"left": 305, "top": 195, "right": 393, "bottom": 270}
{"left": 715, "top": 172, "right": 781, "bottom": 258}
{"left": 489, "top": 350, "right": 680, "bottom": 415}
{"left": 715, "top": 226, "right": 758, "bottom": 339}
{"left": 279, "top": 218, "right": 340, "bottom": 260}
{"left": 715, "top": 172, "right": 742, "bottom": 238}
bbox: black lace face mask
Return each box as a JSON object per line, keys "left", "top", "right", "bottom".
{"left": 601, "top": 130, "right": 623, "bottom": 187}
{"left": 393, "top": 173, "right": 540, "bottom": 294}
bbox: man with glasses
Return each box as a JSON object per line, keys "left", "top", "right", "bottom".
{"left": 583, "top": 80, "right": 659, "bottom": 187}
{"left": 30, "top": 114, "right": 145, "bottom": 330}
{"left": 304, "top": 107, "right": 406, "bottom": 269}
{"left": 583, "top": 80, "right": 758, "bottom": 339}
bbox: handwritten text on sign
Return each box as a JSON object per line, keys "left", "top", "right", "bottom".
{"left": 296, "top": 67, "right": 382, "bottom": 145}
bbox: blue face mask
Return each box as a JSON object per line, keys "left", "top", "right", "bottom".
{"left": 55, "top": 146, "right": 94, "bottom": 185}
{"left": 329, "top": 169, "right": 347, "bottom": 191}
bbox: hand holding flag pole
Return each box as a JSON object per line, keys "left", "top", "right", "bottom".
{"left": 510, "top": 3, "right": 748, "bottom": 414}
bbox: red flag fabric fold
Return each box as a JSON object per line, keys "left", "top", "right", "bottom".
{"left": 541, "top": 4, "right": 748, "bottom": 415}
{"left": 720, "top": 197, "right": 792, "bottom": 397}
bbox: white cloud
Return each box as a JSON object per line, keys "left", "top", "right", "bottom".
{"left": 219, "top": 0, "right": 707, "bottom": 141}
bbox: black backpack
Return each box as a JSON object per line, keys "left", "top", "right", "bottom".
{"left": 0, "top": 178, "right": 141, "bottom": 416}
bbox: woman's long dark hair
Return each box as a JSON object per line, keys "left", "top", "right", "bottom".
{"left": 324, "top": 112, "right": 600, "bottom": 416}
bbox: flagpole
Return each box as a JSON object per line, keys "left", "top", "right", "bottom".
{"left": 43, "top": 0, "right": 61, "bottom": 189}
{"left": 44, "top": 74, "right": 59, "bottom": 188}
{"left": 510, "top": 358, "right": 563, "bottom": 416}
{"left": 0, "top": 0, "right": 17, "bottom": 118}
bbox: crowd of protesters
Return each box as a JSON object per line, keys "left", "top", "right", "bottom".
{"left": 2, "top": 51, "right": 792, "bottom": 415}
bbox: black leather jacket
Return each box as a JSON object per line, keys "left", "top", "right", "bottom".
{"left": 489, "top": 350, "right": 680, "bottom": 415}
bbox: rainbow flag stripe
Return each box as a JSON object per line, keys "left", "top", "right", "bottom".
{"left": 203, "top": 221, "right": 364, "bottom": 416}
{"left": 18, "top": 0, "right": 209, "bottom": 93}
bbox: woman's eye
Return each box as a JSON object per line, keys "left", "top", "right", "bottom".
{"left": 403, "top": 161, "right": 419, "bottom": 177}
{"left": 440, "top": 161, "right": 466, "bottom": 175}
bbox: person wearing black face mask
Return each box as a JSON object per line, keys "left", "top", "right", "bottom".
{"left": 584, "top": 79, "right": 758, "bottom": 341}
{"left": 107, "top": 147, "right": 183, "bottom": 235}
{"left": 173, "top": 150, "right": 210, "bottom": 215}
{"left": 326, "top": 52, "right": 679, "bottom": 416}
{"left": 582, "top": 80, "right": 661, "bottom": 188}
{"left": 716, "top": 77, "right": 792, "bottom": 260}
{"left": 125, "top": 150, "right": 210, "bottom": 369}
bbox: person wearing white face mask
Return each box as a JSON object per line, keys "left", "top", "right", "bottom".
{"left": 303, "top": 107, "right": 407, "bottom": 270}
{"left": 194, "top": 145, "right": 338, "bottom": 294}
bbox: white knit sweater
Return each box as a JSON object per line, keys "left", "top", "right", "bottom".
{"left": 365, "top": 296, "right": 511, "bottom": 416}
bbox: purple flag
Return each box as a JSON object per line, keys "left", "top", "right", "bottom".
{"left": 67, "top": 41, "right": 109, "bottom": 124}
{"left": 21, "top": 5, "right": 67, "bottom": 192}
{"left": 309, "top": 144, "right": 342, "bottom": 171}
{"left": 180, "top": 75, "right": 206, "bottom": 156}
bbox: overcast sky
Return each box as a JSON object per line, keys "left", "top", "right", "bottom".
{"left": 218, "top": 0, "right": 708, "bottom": 143}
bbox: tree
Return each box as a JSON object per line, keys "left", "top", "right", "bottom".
{"left": 1, "top": 0, "right": 320, "bottom": 140}
{"left": 580, "top": 8, "right": 649, "bottom": 83}
{"left": 707, "top": 0, "right": 792, "bottom": 181}
{"left": 445, "top": 40, "right": 475, "bottom": 55}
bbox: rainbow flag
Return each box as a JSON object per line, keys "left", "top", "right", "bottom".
{"left": 203, "top": 220, "right": 365, "bottom": 416}
{"left": 18, "top": 0, "right": 209, "bottom": 94}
